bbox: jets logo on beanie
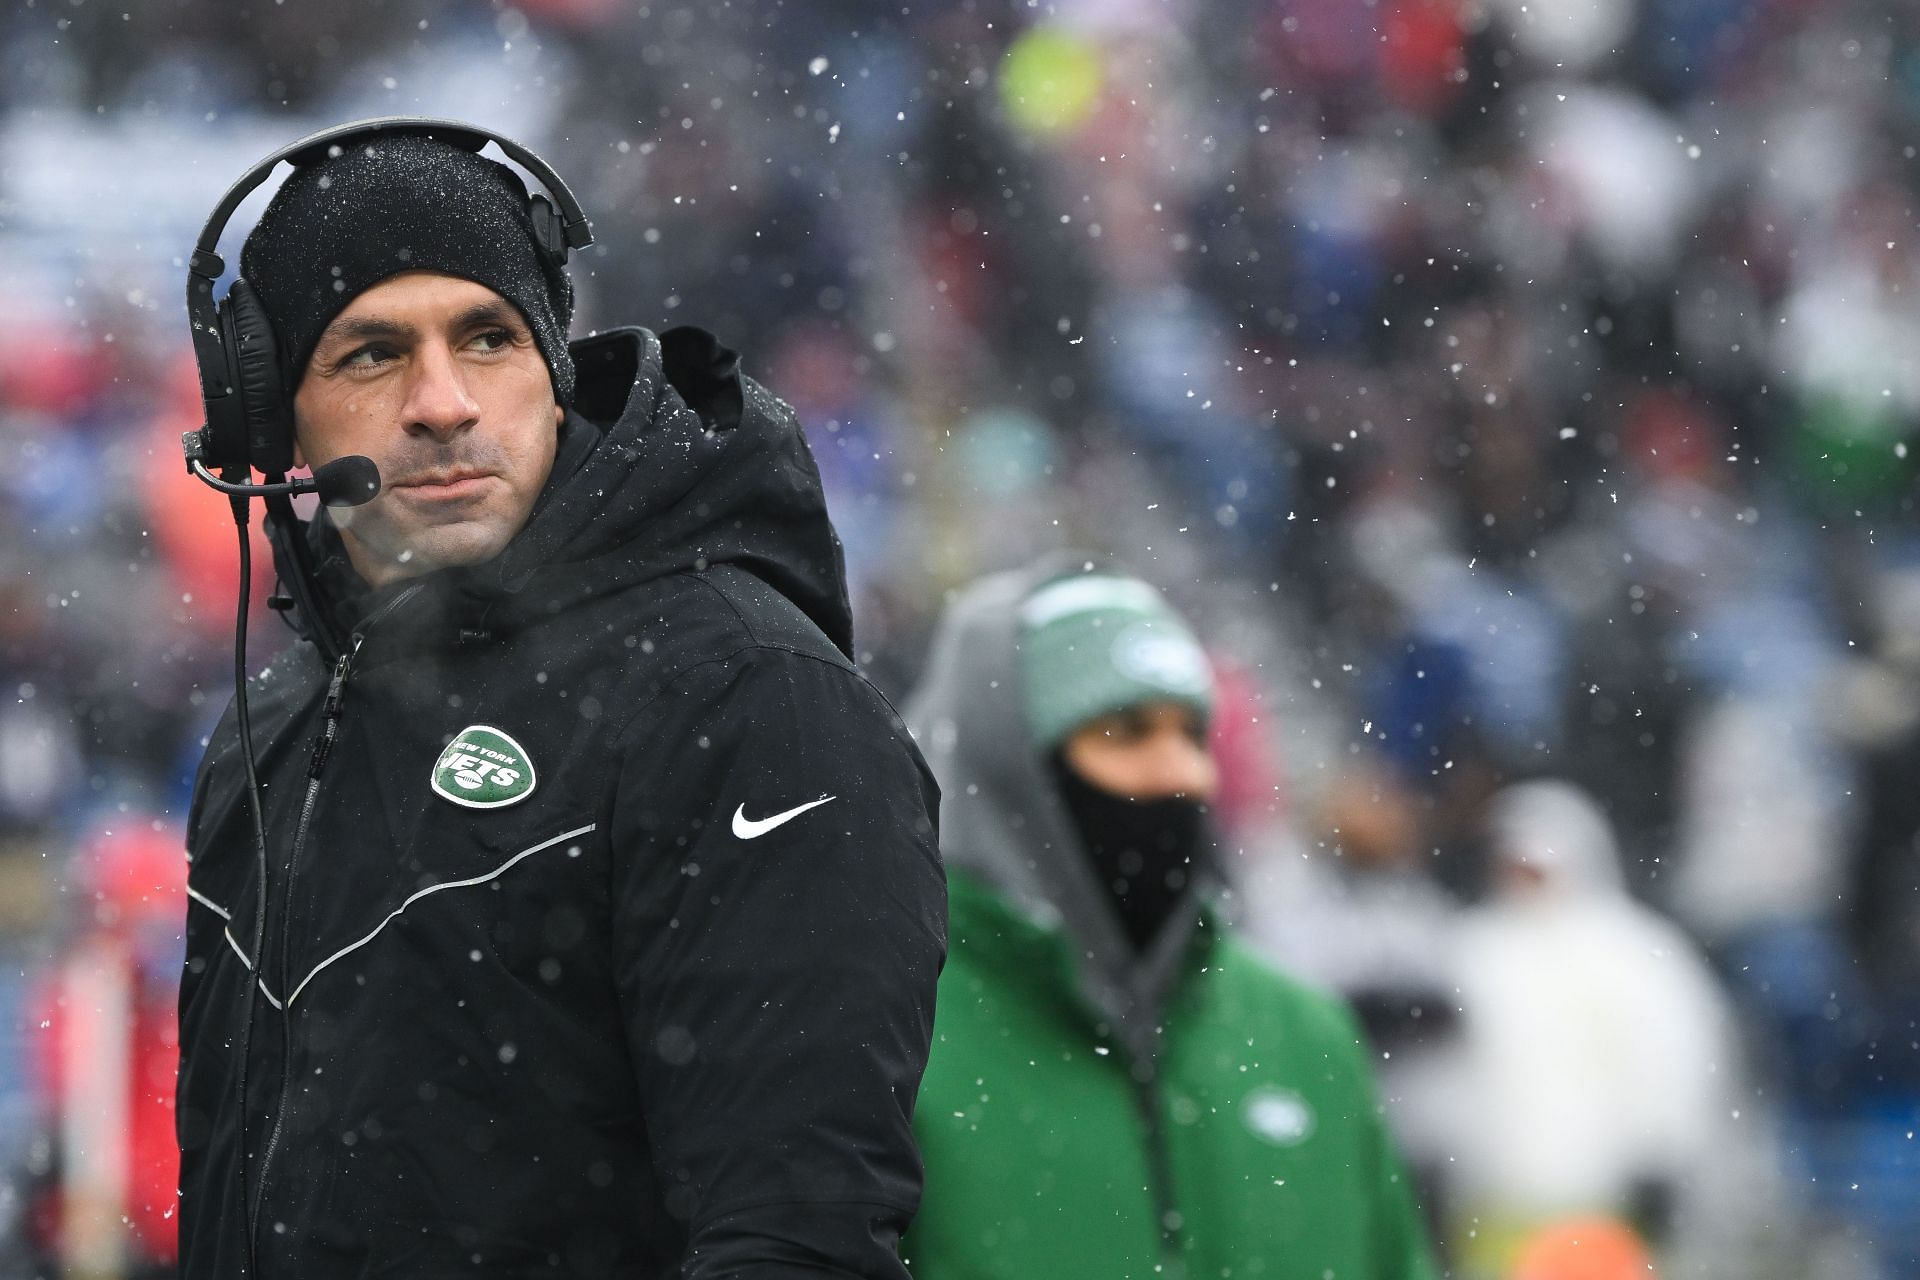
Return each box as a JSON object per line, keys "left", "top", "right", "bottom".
{"left": 240, "top": 131, "right": 577, "bottom": 403}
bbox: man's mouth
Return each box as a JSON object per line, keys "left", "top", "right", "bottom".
{"left": 390, "top": 469, "right": 493, "bottom": 500}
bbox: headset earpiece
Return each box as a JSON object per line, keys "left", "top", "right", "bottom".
{"left": 528, "top": 194, "right": 567, "bottom": 264}
{"left": 208, "top": 279, "right": 295, "bottom": 477}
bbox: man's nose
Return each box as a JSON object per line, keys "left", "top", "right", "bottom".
{"left": 401, "top": 343, "right": 480, "bottom": 439}
{"left": 1140, "top": 732, "right": 1219, "bottom": 803}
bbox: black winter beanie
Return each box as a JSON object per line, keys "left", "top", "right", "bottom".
{"left": 240, "top": 131, "right": 576, "bottom": 404}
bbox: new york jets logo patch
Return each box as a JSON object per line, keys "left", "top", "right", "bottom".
{"left": 432, "top": 726, "right": 537, "bottom": 809}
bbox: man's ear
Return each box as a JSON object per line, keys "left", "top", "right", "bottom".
{"left": 553, "top": 403, "right": 564, "bottom": 429}
{"left": 293, "top": 437, "right": 307, "bottom": 469}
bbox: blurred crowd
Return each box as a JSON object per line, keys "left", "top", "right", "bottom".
{"left": 1, "top": 0, "right": 1918, "bottom": 1275}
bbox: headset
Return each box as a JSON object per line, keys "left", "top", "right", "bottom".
{"left": 183, "top": 115, "right": 594, "bottom": 485}
{"left": 179, "top": 118, "right": 593, "bottom": 1274}
{"left": 181, "top": 115, "right": 595, "bottom": 661}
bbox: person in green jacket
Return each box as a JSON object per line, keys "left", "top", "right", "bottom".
{"left": 903, "top": 559, "right": 1438, "bottom": 1280}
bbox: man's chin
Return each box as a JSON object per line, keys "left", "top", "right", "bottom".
{"left": 342, "top": 522, "right": 512, "bottom": 588}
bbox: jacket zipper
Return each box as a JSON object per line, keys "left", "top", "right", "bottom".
{"left": 1131, "top": 1062, "right": 1187, "bottom": 1279}
{"left": 246, "top": 585, "right": 420, "bottom": 1253}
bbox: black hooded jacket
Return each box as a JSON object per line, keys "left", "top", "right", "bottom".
{"left": 177, "top": 327, "right": 947, "bottom": 1278}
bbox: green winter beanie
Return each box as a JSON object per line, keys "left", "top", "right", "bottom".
{"left": 1017, "top": 573, "right": 1216, "bottom": 752}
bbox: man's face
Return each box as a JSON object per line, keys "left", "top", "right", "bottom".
{"left": 1060, "top": 700, "right": 1218, "bottom": 803}
{"left": 293, "top": 271, "right": 563, "bottom": 589}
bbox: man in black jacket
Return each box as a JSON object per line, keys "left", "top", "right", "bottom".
{"left": 177, "top": 124, "right": 946, "bottom": 1278}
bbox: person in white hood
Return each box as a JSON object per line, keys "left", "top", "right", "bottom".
{"left": 1446, "top": 780, "right": 1737, "bottom": 1271}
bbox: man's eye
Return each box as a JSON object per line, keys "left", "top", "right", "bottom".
{"left": 472, "top": 329, "right": 513, "bottom": 351}
{"left": 342, "top": 344, "right": 395, "bottom": 368}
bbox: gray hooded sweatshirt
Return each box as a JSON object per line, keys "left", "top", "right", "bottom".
{"left": 904, "top": 559, "right": 1217, "bottom": 1067}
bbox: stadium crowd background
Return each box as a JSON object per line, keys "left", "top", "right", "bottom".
{"left": 0, "top": 0, "right": 1917, "bottom": 1275}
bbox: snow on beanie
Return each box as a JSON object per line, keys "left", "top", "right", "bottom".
{"left": 1018, "top": 573, "right": 1215, "bottom": 752}
{"left": 240, "top": 130, "right": 576, "bottom": 404}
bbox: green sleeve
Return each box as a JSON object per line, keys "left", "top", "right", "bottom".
{"left": 1354, "top": 1044, "right": 1440, "bottom": 1280}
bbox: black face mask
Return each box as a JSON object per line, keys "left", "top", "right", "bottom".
{"left": 1049, "top": 754, "right": 1213, "bottom": 952}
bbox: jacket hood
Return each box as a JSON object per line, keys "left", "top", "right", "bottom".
{"left": 905, "top": 556, "right": 1216, "bottom": 1049}
{"left": 1486, "top": 778, "right": 1627, "bottom": 902}
{"left": 269, "top": 325, "right": 851, "bottom": 662}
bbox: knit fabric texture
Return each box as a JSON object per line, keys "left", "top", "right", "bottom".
{"left": 1018, "top": 573, "right": 1215, "bottom": 752}
{"left": 240, "top": 130, "right": 576, "bottom": 403}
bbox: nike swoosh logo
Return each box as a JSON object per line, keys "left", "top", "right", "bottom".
{"left": 732, "top": 795, "right": 838, "bottom": 839}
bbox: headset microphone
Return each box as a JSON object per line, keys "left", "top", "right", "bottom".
{"left": 182, "top": 442, "right": 382, "bottom": 507}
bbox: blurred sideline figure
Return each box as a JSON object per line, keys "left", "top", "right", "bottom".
{"left": 1446, "top": 780, "right": 1737, "bottom": 1277}
{"left": 1236, "top": 757, "right": 1464, "bottom": 1228}
{"left": 902, "top": 559, "right": 1435, "bottom": 1280}
{"left": 19, "top": 820, "right": 183, "bottom": 1279}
